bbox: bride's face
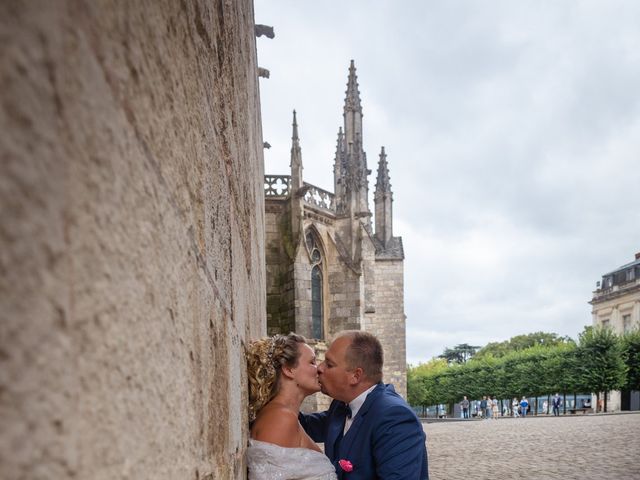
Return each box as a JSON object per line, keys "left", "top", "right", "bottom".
{"left": 291, "top": 343, "right": 321, "bottom": 395}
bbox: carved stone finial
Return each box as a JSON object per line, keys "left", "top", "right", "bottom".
{"left": 255, "top": 25, "right": 275, "bottom": 38}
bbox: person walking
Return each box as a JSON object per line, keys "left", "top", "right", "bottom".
{"left": 520, "top": 396, "right": 529, "bottom": 418}
{"left": 480, "top": 396, "right": 488, "bottom": 419}
{"left": 491, "top": 396, "right": 499, "bottom": 420}
{"left": 512, "top": 397, "right": 520, "bottom": 417}
{"left": 460, "top": 396, "right": 470, "bottom": 419}
{"left": 552, "top": 393, "right": 562, "bottom": 416}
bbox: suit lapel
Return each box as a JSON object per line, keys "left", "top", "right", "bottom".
{"left": 338, "top": 383, "right": 385, "bottom": 457}
{"left": 326, "top": 402, "right": 346, "bottom": 460}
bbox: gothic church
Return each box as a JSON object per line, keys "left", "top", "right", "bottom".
{"left": 264, "top": 61, "right": 407, "bottom": 401}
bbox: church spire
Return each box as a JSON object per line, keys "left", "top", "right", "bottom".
{"left": 290, "top": 109, "right": 303, "bottom": 192}
{"left": 292, "top": 109, "right": 300, "bottom": 144}
{"left": 374, "top": 146, "right": 393, "bottom": 246}
{"left": 339, "top": 60, "right": 370, "bottom": 224}
{"left": 333, "top": 127, "right": 346, "bottom": 212}
{"left": 343, "top": 59, "right": 363, "bottom": 149}
{"left": 344, "top": 59, "right": 362, "bottom": 113}
{"left": 375, "top": 146, "right": 390, "bottom": 193}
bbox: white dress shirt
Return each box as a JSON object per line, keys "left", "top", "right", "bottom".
{"left": 344, "top": 384, "right": 377, "bottom": 434}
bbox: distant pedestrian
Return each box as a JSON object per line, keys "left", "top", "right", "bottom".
{"left": 552, "top": 393, "right": 562, "bottom": 416}
{"left": 480, "top": 396, "right": 488, "bottom": 419}
{"left": 491, "top": 397, "right": 499, "bottom": 419}
{"left": 512, "top": 397, "right": 520, "bottom": 417}
{"left": 542, "top": 400, "right": 548, "bottom": 415}
{"left": 520, "top": 396, "right": 529, "bottom": 418}
{"left": 460, "top": 396, "right": 470, "bottom": 419}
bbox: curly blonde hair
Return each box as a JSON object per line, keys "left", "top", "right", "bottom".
{"left": 246, "top": 333, "right": 307, "bottom": 422}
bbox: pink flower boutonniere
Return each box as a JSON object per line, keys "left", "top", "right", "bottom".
{"left": 338, "top": 459, "right": 353, "bottom": 472}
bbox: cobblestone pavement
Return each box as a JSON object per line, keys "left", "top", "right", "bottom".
{"left": 423, "top": 412, "right": 640, "bottom": 480}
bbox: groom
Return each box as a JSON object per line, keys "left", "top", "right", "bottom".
{"left": 299, "top": 331, "right": 429, "bottom": 479}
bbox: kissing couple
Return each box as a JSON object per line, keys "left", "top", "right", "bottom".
{"left": 246, "top": 331, "right": 429, "bottom": 479}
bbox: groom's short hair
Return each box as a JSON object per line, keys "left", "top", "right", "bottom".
{"left": 340, "top": 331, "right": 383, "bottom": 382}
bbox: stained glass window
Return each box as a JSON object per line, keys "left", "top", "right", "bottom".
{"left": 311, "top": 265, "right": 323, "bottom": 339}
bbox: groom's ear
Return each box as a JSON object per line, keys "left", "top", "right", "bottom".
{"left": 349, "top": 367, "right": 365, "bottom": 385}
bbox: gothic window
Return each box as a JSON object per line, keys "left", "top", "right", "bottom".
{"left": 311, "top": 266, "right": 323, "bottom": 339}
{"left": 306, "top": 228, "right": 324, "bottom": 339}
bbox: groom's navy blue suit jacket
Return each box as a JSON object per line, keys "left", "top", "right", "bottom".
{"left": 300, "top": 383, "right": 429, "bottom": 479}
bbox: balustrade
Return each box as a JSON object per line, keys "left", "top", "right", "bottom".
{"left": 264, "top": 176, "right": 335, "bottom": 212}
{"left": 264, "top": 175, "right": 291, "bottom": 197}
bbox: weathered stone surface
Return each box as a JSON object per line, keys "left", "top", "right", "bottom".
{"left": 0, "top": 1, "right": 264, "bottom": 478}
{"left": 425, "top": 413, "right": 640, "bottom": 479}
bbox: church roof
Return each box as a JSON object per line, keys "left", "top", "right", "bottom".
{"left": 374, "top": 236, "right": 404, "bottom": 260}
{"left": 364, "top": 224, "right": 404, "bottom": 260}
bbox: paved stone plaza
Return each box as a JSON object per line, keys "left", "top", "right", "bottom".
{"left": 423, "top": 413, "right": 640, "bottom": 479}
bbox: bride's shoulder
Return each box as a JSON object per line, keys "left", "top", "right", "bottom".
{"left": 251, "top": 404, "right": 300, "bottom": 447}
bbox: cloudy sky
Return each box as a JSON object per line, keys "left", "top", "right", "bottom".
{"left": 254, "top": 0, "right": 640, "bottom": 365}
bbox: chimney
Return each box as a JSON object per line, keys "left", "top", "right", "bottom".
{"left": 636, "top": 252, "right": 640, "bottom": 260}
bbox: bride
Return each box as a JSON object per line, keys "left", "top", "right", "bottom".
{"left": 246, "top": 333, "right": 337, "bottom": 480}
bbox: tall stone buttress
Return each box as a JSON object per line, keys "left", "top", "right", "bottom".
{"left": 375, "top": 146, "right": 393, "bottom": 246}
{"left": 1, "top": 1, "right": 266, "bottom": 478}
{"left": 264, "top": 61, "right": 407, "bottom": 407}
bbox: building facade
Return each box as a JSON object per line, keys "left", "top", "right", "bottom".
{"left": 264, "top": 61, "right": 407, "bottom": 409}
{"left": 590, "top": 252, "right": 640, "bottom": 411}
{"left": 1, "top": 1, "right": 266, "bottom": 478}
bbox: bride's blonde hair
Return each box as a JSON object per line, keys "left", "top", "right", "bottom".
{"left": 246, "top": 333, "right": 307, "bottom": 422}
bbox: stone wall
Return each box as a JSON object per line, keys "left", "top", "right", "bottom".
{"left": 265, "top": 200, "right": 296, "bottom": 335}
{"left": 0, "top": 1, "right": 264, "bottom": 478}
{"left": 367, "top": 259, "right": 407, "bottom": 398}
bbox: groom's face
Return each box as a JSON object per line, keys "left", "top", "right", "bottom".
{"left": 317, "top": 336, "right": 353, "bottom": 402}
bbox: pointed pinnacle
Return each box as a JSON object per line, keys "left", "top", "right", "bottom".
{"left": 292, "top": 109, "right": 299, "bottom": 142}
{"left": 376, "top": 146, "right": 391, "bottom": 190}
{"left": 344, "top": 60, "right": 362, "bottom": 111}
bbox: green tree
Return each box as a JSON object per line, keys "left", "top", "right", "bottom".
{"left": 576, "top": 326, "right": 627, "bottom": 412}
{"left": 541, "top": 342, "right": 581, "bottom": 413}
{"left": 407, "top": 366, "right": 427, "bottom": 414}
{"left": 438, "top": 343, "right": 482, "bottom": 364}
{"left": 622, "top": 328, "right": 640, "bottom": 391}
{"left": 438, "top": 347, "right": 462, "bottom": 364}
{"left": 475, "top": 332, "right": 573, "bottom": 359}
{"left": 407, "top": 358, "right": 448, "bottom": 413}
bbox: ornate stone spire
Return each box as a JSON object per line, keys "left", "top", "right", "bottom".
{"left": 337, "top": 60, "right": 370, "bottom": 224}
{"left": 333, "top": 127, "right": 346, "bottom": 213}
{"left": 292, "top": 109, "right": 300, "bottom": 144}
{"left": 289, "top": 110, "right": 305, "bottom": 250}
{"left": 343, "top": 60, "right": 363, "bottom": 151}
{"left": 375, "top": 146, "right": 391, "bottom": 195}
{"left": 333, "top": 126, "right": 345, "bottom": 173}
{"left": 374, "top": 146, "right": 393, "bottom": 246}
{"left": 344, "top": 59, "right": 362, "bottom": 113}
{"left": 290, "top": 110, "right": 303, "bottom": 191}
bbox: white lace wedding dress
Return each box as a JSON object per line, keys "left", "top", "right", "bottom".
{"left": 247, "top": 439, "right": 337, "bottom": 480}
